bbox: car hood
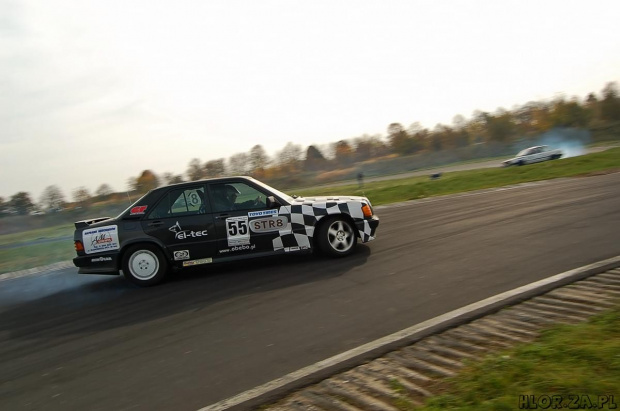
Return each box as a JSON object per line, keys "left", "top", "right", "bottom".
{"left": 290, "top": 195, "right": 371, "bottom": 205}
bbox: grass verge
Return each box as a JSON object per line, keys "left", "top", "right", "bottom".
{"left": 0, "top": 242, "right": 75, "bottom": 274}
{"left": 291, "top": 147, "right": 620, "bottom": 205}
{"left": 0, "top": 224, "right": 73, "bottom": 246}
{"left": 410, "top": 304, "right": 620, "bottom": 411}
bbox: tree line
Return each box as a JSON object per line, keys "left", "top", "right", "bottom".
{"left": 2, "top": 81, "right": 619, "bottom": 217}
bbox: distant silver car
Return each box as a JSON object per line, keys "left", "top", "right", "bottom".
{"left": 502, "top": 145, "right": 563, "bottom": 167}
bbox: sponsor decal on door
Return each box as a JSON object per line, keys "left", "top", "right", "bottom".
{"left": 174, "top": 250, "right": 190, "bottom": 260}
{"left": 250, "top": 216, "right": 288, "bottom": 233}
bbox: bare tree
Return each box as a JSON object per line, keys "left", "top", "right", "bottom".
{"left": 130, "top": 170, "right": 160, "bottom": 193}
{"left": 162, "top": 173, "right": 184, "bottom": 185}
{"left": 186, "top": 158, "right": 204, "bottom": 181}
{"left": 249, "top": 145, "right": 270, "bottom": 175}
{"left": 276, "top": 142, "right": 303, "bottom": 173}
{"left": 40, "top": 185, "right": 65, "bottom": 211}
{"left": 73, "top": 187, "right": 91, "bottom": 207}
{"left": 601, "top": 81, "right": 620, "bottom": 121}
{"left": 332, "top": 140, "right": 354, "bottom": 165}
{"left": 204, "top": 159, "right": 226, "bottom": 178}
{"left": 10, "top": 192, "right": 34, "bottom": 215}
{"left": 277, "top": 142, "right": 303, "bottom": 167}
{"left": 228, "top": 153, "right": 250, "bottom": 175}
{"left": 0, "top": 196, "right": 7, "bottom": 217}
{"left": 304, "top": 145, "right": 328, "bottom": 171}
{"left": 95, "top": 183, "right": 113, "bottom": 199}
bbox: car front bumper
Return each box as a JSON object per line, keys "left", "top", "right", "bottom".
{"left": 356, "top": 215, "right": 379, "bottom": 243}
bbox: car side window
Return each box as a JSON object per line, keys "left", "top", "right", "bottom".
{"left": 147, "top": 186, "right": 209, "bottom": 219}
{"left": 209, "top": 182, "right": 267, "bottom": 213}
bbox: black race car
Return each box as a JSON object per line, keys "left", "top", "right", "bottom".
{"left": 73, "top": 176, "right": 379, "bottom": 286}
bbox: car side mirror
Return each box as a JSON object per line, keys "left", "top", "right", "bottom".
{"left": 266, "top": 196, "right": 281, "bottom": 209}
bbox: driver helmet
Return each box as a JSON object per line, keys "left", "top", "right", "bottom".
{"left": 224, "top": 184, "right": 240, "bottom": 203}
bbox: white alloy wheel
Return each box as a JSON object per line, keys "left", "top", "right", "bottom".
{"left": 122, "top": 244, "right": 168, "bottom": 286}
{"left": 128, "top": 249, "right": 160, "bottom": 280}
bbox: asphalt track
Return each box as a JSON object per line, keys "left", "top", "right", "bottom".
{"left": 1, "top": 172, "right": 619, "bottom": 411}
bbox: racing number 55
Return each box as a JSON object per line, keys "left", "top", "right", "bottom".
{"left": 224, "top": 216, "right": 251, "bottom": 247}
{"left": 227, "top": 218, "right": 248, "bottom": 236}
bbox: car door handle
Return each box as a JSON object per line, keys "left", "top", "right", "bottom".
{"left": 148, "top": 221, "right": 163, "bottom": 227}
{"left": 215, "top": 214, "right": 230, "bottom": 220}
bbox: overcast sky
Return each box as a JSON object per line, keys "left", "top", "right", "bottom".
{"left": 2, "top": 0, "right": 619, "bottom": 202}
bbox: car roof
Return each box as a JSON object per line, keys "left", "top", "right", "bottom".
{"left": 153, "top": 176, "right": 255, "bottom": 192}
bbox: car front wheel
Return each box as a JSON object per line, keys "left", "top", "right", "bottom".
{"left": 122, "top": 244, "right": 168, "bottom": 286}
{"left": 317, "top": 216, "right": 357, "bottom": 257}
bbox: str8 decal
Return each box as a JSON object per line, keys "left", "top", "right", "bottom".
{"left": 250, "top": 216, "right": 288, "bottom": 233}
{"left": 83, "top": 225, "right": 120, "bottom": 254}
{"left": 226, "top": 216, "right": 250, "bottom": 246}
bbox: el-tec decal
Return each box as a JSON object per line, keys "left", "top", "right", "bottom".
{"left": 168, "top": 221, "right": 208, "bottom": 240}
{"left": 182, "top": 258, "right": 212, "bottom": 267}
{"left": 130, "top": 205, "right": 148, "bottom": 215}
{"left": 91, "top": 256, "right": 112, "bottom": 262}
{"left": 225, "top": 216, "right": 250, "bottom": 246}
{"left": 174, "top": 250, "right": 190, "bottom": 260}
{"left": 83, "top": 225, "right": 120, "bottom": 254}
{"left": 248, "top": 209, "right": 278, "bottom": 218}
{"left": 250, "top": 216, "right": 288, "bottom": 233}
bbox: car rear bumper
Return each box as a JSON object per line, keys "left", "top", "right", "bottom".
{"left": 73, "top": 254, "right": 120, "bottom": 275}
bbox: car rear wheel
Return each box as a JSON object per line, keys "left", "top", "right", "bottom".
{"left": 122, "top": 244, "right": 168, "bottom": 286}
{"left": 317, "top": 216, "right": 357, "bottom": 257}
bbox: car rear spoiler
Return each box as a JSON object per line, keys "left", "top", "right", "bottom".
{"left": 74, "top": 217, "right": 112, "bottom": 229}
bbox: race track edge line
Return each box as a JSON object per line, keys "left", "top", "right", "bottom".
{"left": 0, "top": 260, "right": 74, "bottom": 282}
{"left": 198, "top": 254, "right": 620, "bottom": 411}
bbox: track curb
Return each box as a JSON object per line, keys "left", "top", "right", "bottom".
{"left": 0, "top": 260, "right": 74, "bottom": 282}
{"left": 201, "top": 255, "right": 620, "bottom": 411}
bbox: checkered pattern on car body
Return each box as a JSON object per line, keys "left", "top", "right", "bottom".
{"left": 271, "top": 200, "right": 376, "bottom": 251}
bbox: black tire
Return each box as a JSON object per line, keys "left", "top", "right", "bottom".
{"left": 517, "top": 160, "right": 525, "bottom": 166}
{"left": 122, "top": 244, "right": 168, "bottom": 286}
{"left": 317, "top": 216, "right": 357, "bottom": 257}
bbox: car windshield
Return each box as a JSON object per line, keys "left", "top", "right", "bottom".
{"left": 250, "top": 178, "right": 295, "bottom": 203}
{"left": 516, "top": 149, "right": 530, "bottom": 156}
